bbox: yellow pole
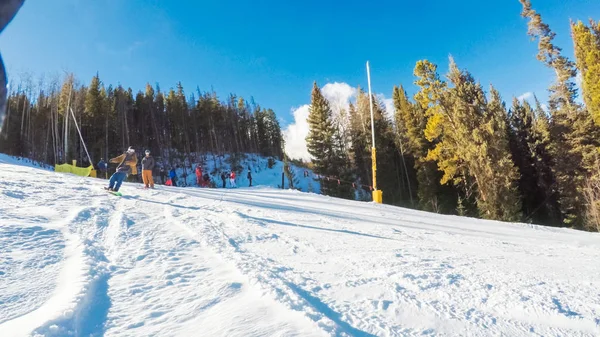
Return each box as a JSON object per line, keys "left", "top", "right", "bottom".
{"left": 372, "top": 147, "right": 377, "bottom": 191}
{"left": 367, "top": 61, "right": 382, "bottom": 203}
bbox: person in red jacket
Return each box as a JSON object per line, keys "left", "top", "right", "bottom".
{"left": 230, "top": 170, "right": 237, "bottom": 188}
{"left": 195, "top": 165, "right": 203, "bottom": 186}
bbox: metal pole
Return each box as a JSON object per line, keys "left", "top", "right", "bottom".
{"left": 366, "top": 61, "right": 382, "bottom": 203}
{"left": 64, "top": 84, "right": 72, "bottom": 163}
{"left": 70, "top": 107, "right": 93, "bottom": 167}
{"left": 367, "top": 62, "right": 376, "bottom": 153}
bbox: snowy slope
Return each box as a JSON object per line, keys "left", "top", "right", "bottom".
{"left": 1, "top": 154, "right": 600, "bottom": 337}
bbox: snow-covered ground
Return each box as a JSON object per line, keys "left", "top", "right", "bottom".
{"left": 1, "top": 154, "right": 600, "bottom": 337}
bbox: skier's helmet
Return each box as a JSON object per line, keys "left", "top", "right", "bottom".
{"left": 127, "top": 146, "right": 135, "bottom": 153}
{"left": 145, "top": 149, "right": 150, "bottom": 155}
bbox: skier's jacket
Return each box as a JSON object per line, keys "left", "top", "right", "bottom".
{"left": 169, "top": 169, "right": 177, "bottom": 179}
{"left": 196, "top": 167, "right": 202, "bottom": 178}
{"left": 97, "top": 160, "right": 107, "bottom": 171}
{"left": 230, "top": 171, "right": 236, "bottom": 179}
{"left": 110, "top": 152, "right": 138, "bottom": 175}
{"left": 142, "top": 156, "right": 155, "bottom": 171}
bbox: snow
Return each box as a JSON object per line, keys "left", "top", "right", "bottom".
{"left": 1, "top": 153, "right": 600, "bottom": 336}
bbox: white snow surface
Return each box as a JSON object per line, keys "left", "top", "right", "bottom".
{"left": 1, "top": 153, "right": 600, "bottom": 337}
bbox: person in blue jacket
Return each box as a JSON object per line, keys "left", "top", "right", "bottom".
{"left": 169, "top": 166, "right": 178, "bottom": 187}
{"left": 97, "top": 158, "right": 108, "bottom": 179}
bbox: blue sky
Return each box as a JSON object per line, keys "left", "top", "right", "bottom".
{"left": 1, "top": 0, "right": 599, "bottom": 158}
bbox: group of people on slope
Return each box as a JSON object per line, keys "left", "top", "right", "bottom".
{"left": 101, "top": 147, "right": 253, "bottom": 192}
{"left": 219, "top": 170, "right": 237, "bottom": 188}
{"left": 197, "top": 166, "right": 251, "bottom": 189}
{"left": 103, "top": 147, "right": 155, "bottom": 192}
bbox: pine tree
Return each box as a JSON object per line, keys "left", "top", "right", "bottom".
{"left": 571, "top": 20, "right": 600, "bottom": 126}
{"left": 394, "top": 84, "right": 443, "bottom": 211}
{"left": 508, "top": 99, "right": 545, "bottom": 223}
{"left": 306, "top": 82, "right": 335, "bottom": 173}
{"left": 519, "top": 0, "right": 600, "bottom": 228}
{"left": 306, "top": 82, "right": 353, "bottom": 198}
{"left": 482, "top": 87, "right": 522, "bottom": 221}
{"left": 391, "top": 86, "right": 418, "bottom": 206}
{"left": 529, "top": 97, "right": 561, "bottom": 224}
{"left": 519, "top": 0, "right": 578, "bottom": 113}
{"left": 348, "top": 101, "right": 371, "bottom": 196}
{"left": 332, "top": 128, "right": 355, "bottom": 200}
{"left": 412, "top": 60, "right": 459, "bottom": 213}
{"left": 426, "top": 58, "right": 520, "bottom": 221}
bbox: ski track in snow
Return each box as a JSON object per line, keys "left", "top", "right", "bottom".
{"left": 1, "top": 154, "right": 600, "bottom": 336}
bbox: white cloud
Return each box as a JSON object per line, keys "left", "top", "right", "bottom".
{"left": 322, "top": 82, "right": 356, "bottom": 113}
{"left": 284, "top": 104, "right": 311, "bottom": 161}
{"left": 284, "top": 82, "right": 393, "bottom": 161}
{"left": 322, "top": 82, "right": 356, "bottom": 138}
{"left": 518, "top": 92, "right": 533, "bottom": 102}
{"left": 377, "top": 94, "right": 395, "bottom": 121}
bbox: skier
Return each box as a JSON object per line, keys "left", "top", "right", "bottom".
{"left": 195, "top": 165, "right": 203, "bottom": 186}
{"left": 97, "top": 158, "right": 108, "bottom": 179}
{"left": 141, "top": 149, "right": 155, "bottom": 189}
{"left": 220, "top": 172, "right": 227, "bottom": 188}
{"left": 230, "top": 170, "right": 237, "bottom": 188}
{"left": 105, "top": 147, "right": 138, "bottom": 192}
{"left": 159, "top": 167, "right": 166, "bottom": 184}
{"left": 169, "top": 166, "right": 178, "bottom": 187}
{"left": 247, "top": 167, "right": 252, "bottom": 187}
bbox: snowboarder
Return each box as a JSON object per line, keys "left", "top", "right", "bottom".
{"left": 97, "top": 158, "right": 108, "bottom": 179}
{"left": 141, "top": 149, "right": 155, "bottom": 189}
{"left": 169, "top": 166, "right": 178, "bottom": 187}
{"left": 195, "top": 165, "right": 203, "bottom": 186}
{"left": 220, "top": 172, "right": 227, "bottom": 188}
{"left": 247, "top": 167, "right": 252, "bottom": 187}
{"left": 159, "top": 167, "right": 166, "bottom": 184}
{"left": 105, "top": 147, "right": 138, "bottom": 192}
{"left": 230, "top": 170, "right": 237, "bottom": 188}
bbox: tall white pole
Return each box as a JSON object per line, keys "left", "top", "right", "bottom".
{"left": 366, "top": 61, "right": 380, "bottom": 202}
{"left": 366, "top": 61, "right": 375, "bottom": 149}
{"left": 64, "top": 85, "right": 72, "bottom": 163}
